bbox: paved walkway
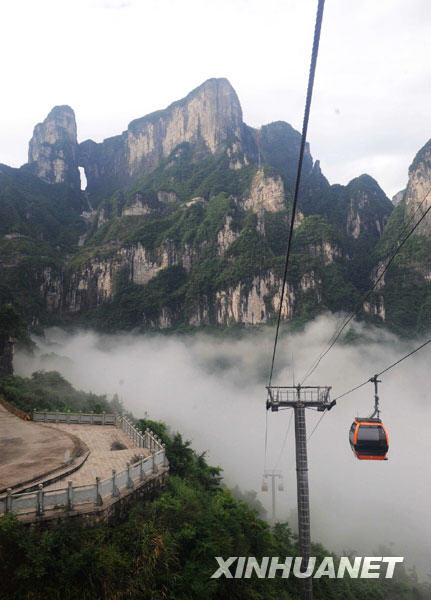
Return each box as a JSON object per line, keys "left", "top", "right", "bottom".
{"left": 0, "top": 405, "right": 76, "bottom": 490}
{"left": 43, "top": 423, "right": 150, "bottom": 488}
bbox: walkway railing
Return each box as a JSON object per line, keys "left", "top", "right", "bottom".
{"left": 33, "top": 411, "right": 118, "bottom": 426}
{"left": 0, "top": 413, "right": 168, "bottom": 518}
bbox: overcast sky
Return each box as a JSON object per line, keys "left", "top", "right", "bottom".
{"left": 1, "top": 0, "right": 430, "bottom": 198}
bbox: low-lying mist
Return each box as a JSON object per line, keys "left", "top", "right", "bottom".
{"left": 16, "top": 315, "right": 431, "bottom": 575}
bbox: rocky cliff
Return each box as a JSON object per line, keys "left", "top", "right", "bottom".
{"left": 405, "top": 138, "right": 431, "bottom": 236}
{"left": 8, "top": 77, "right": 430, "bottom": 334}
{"left": 77, "top": 78, "right": 244, "bottom": 197}
{"left": 364, "top": 140, "right": 431, "bottom": 332}
{"left": 345, "top": 175, "right": 392, "bottom": 239}
{"left": 28, "top": 105, "right": 80, "bottom": 190}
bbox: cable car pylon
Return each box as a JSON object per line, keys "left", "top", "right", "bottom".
{"left": 266, "top": 385, "right": 334, "bottom": 599}
{"left": 261, "top": 469, "right": 284, "bottom": 524}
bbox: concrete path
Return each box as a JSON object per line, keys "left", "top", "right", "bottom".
{"left": 43, "top": 423, "right": 150, "bottom": 488}
{"left": 0, "top": 405, "right": 76, "bottom": 490}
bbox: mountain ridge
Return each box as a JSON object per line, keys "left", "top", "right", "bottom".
{"left": 0, "top": 78, "right": 429, "bottom": 334}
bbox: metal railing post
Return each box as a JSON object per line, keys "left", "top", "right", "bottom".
{"left": 95, "top": 477, "right": 103, "bottom": 506}
{"left": 112, "top": 469, "right": 120, "bottom": 497}
{"left": 6, "top": 488, "right": 12, "bottom": 514}
{"left": 126, "top": 462, "right": 134, "bottom": 489}
{"left": 139, "top": 456, "right": 146, "bottom": 482}
{"left": 67, "top": 481, "right": 73, "bottom": 510}
{"left": 37, "top": 484, "right": 44, "bottom": 515}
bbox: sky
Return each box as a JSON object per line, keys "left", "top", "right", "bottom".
{"left": 16, "top": 317, "right": 431, "bottom": 576}
{"left": 1, "top": 0, "right": 431, "bottom": 198}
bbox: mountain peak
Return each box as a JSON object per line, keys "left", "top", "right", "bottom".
{"left": 79, "top": 77, "right": 244, "bottom": 195}
{"left": 28, "top": 105, "right": 79, "bottom": 189}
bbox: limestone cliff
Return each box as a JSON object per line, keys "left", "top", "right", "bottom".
{"left": 392, "top": 189, "right": 405, "bottom": 207}
{"left": 243, "top": 169, "right": 285, "bottom": 214}
{"left": 78, "top": 78, "right": 244, "bottom": 195}
{"left": 405, "top": 139, "right": 431, "bottom": 236}
{"left": 346, "top": 175, "right": 392, "bottom": 240}
{"left": 28, "top": 105, "right": 80, "bottom": 190}
{"left": 6, "top": 77, "right": 417, "bottom": 333}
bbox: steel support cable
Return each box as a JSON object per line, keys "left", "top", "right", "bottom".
{"left": 383, "top": 184, "right": 431, "bottom": 246}
{"left": 300, "top": 198, "right": 431, "bottom": 385}
{"left": 303, "top": 338, "right": 431, "bottom": 443}
{"left": 301, "top": 186, "right": 431, "bottom": 385}
{"left": 307, "top": 409, "right": 328, "bottom": 440}
{"left": 330, "top": 337, "right": 431, "bottom": 404}
{"left": 267, "top": 0, "right": 325, "bottom": 388}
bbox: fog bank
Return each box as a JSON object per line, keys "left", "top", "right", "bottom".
{"left": 16, "top": 315, "right": 431, "bottom": 575}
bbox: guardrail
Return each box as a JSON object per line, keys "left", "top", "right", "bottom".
{"left": 0, "top": 451, "right": 167, "bottom": 517}
{"left": 0, "top": 412, "right": 168, "bottom": 518}
{"left": 33, "top": 411, "right": 118, "bottom": 426}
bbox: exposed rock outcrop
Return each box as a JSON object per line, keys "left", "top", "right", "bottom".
{"left": 405, "top": 139, "right": 431, "bottom": 236}
{"left": 217, "top": 216, "right": 238, "bottom": 255}
{"left": 346, "top": 174, "right": 392, "bottom": 239}
{"left": 122, "top": 191, "right": 178, "bottom": 217}
{"left": 28, "top": 105, "right": 80, "bottom": 190}
{"left": 307, "top": 242, "right": 341, "bottom": 265}
{"left": 392, "top": 189, "right": 405, "bottom": 206}
{"left": 243, "top": 169, "right": 285, "bottom": 214}
{"left": 78, "top": 78, "right": 243, "bottom": 194}
{"left": 213, "top": 271, "right": 320, "bottom": 326}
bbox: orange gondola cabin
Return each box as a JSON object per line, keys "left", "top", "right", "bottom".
{"left": 349, "top": 417, "right": 389, "bottom": 460}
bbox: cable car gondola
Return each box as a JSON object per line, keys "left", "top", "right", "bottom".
{"left": 349, "top": 376, "right": 389, "bottom": 461}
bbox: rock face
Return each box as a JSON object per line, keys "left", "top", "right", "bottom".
{"left": 258, "top": 121, "right": 313, "bottom": 181}
{"left": 243, "top": 169, "right": 285, "bottom": 214}
{"left": 28, "top": 105, "right": 80, "bottom": 189}
{"left": 392, "top": 189, "right": 405, "bottom": 206}
{"left": 78, "top": 78, "right": 244, "bottom": 194}
{"left": 11, "top": 76, "right": 420, "bottom": 333}
{"left": 346, "top": 174, "right": 392, "bottom": 239}
{"left": 405, "top": 139, "right": 431, "bottom": 236}
{"left": 212, "top": 271, "right": 320, "bottom": 326}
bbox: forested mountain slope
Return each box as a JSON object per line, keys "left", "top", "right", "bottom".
{"left": 1, "top": 77, "right": 429, "bottom": 334}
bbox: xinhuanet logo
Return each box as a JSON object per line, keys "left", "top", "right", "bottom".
{"left": 210, "top": 556, "right": 404, "bottom": 579}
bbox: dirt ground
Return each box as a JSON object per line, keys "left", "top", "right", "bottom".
{"left": 0, "top": 405, "right": 76, "bottom": 490}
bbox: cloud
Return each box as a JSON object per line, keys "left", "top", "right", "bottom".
{"left": 15, "top": 315, "right": 431, "bottom": 575}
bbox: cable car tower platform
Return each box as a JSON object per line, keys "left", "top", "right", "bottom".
{"left": 266, "top": 385, "right": 333, "bottom": 600}
{"left": 266, "top": 385, "right": 333, "bottom": 411}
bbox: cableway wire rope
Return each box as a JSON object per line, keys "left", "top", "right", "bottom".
{"left": 300, "top": 191, "right": 431, "bottom": 386}
{"left": 263, "top": 0, "right": 325, "bottom": 473}
{"left": 332, "top": 337, "right": 431, "bottom": 404}
{"left": 304, "top": 337, "right": 431, "bottom": 444}
{"left": 267, "top": 0, "right": 325, "bottom": 388}
{"left": 301, "top": 183, "right": 431, "bottom": 388}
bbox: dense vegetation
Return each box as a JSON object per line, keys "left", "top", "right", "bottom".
{"left": 0, "top": 370, "right": 122, "bottom": 416}
{"left": 371, "top": 201, "right": 431, "bottom": 335}
{"left": 0, "top": 379, "right": 429, "bottom": 600}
